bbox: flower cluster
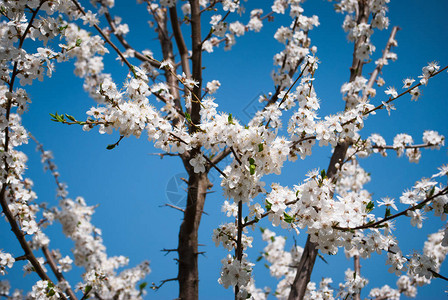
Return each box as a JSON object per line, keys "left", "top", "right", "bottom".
{"left": 337, "top": 268, "right": 368, "bottom": 299}
{"left": 338, "top": 0, "right": 390, "bottom": 62}
{"left": 0, "top": 252, "right": 15, "bottom": 276}
{"left": 218, "top": 254, "right": 254, "bottom": 290}
{"left": 260, "top": 229, "right": 303, "bottom": 298}
{"left": 201, "top": 3, "right": 267, "bottom": 53}
{"left": 1, "top": 0, "right": 447, "bottom": 299}
{"left": 272, "top": 2, "right": 319, "bottom": 90}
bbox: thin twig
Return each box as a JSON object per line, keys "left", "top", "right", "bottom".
{"left": 334, "top": 187, "right": 448, "bottom": 231}
{"left": 354, "top": 255, "right": 361, "bottom": 300}
{"left": 372, "top": 143, "right": 443, "bottom": 150}
{"left": 148, "top": 152, "right": 180, "bottom": 159}
{"left": 169, "top": 133, "right": 227, "bottom": 178}
{"left": 365, "top": 26, "right": 400, "bottom": 93}
{"left": 360, "top": 65, "right": 448, "bottom": 119}
{"left": 151, "top": 277, "right": 178, "bottom": 290}
{"left": 80, "top": 288, "right": 93, "bottom": 300}
{"left": 161, "top": 248, "right": 179, "bottom": 255}
{"left": 0, "top": 4, "right": 66, "bottom": 296}
{"left": 102, "top": 7, "right": 160, "bottom": 68}
{"left": 71, "top": 0, "right": 137, "bottom": 72}
{"left": 160, "top": 203, "right": 185, "bottom": 212}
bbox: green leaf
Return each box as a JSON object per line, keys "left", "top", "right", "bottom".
{"left": 258, "top": 143, "right": 264, "bottom": 152}
{"left": 249, "top": 164, "right": 256, "bottom": 175}
{"left": 428, "top": 186, "right": 435, "bottom": 197}
{"left": 256, "top": 256, "right": 263, "bottom": 262}
{"left": 385, "top": 207, "right": 391, "bottom": 217}
{"left": 248, "top": 157, "right": 256, "bottom": 174}
{"left": 106, "top": 144, "right": 116, "bottom": 150}
{"left": 57, "top": 114, "right": 64, "bottom": 122}
{"left": 47, "top": 289, "right": 56, "bottom": 296}
{"left": 366, "top": 201, "right": 374, "bottom": 213}
{"left": 283, "top": 212, "right": 294, "bottom": 223}
{"left": 130, "top": 65, "right": 137, "bottom": 78}
{"left": 76, "top": 38, "right": 82, "bottom": 46}
{"left": 65, "top": 114, "right": 76, "bottom": 122}
{"left": 84, "top": 285, "right": 92, "bottom": 293}
{"left": 321, "top": 169, "right": 326, "bottom": 179}
{"left": 58, "top": 25, "right": 68, "bottom": 32}
{"left": 185, "top": 112, "right": 191, "bottom": 122}
{"left": 228, "top": 113, "right": 234, "bottom": 124}
{"left": 265, "top": 200, "right": 272, "bottom": 211}
{"left": 139, "top": 282, "right": 147, "bottom": 291}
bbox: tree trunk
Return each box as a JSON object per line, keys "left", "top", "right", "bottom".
{"left": 178, "top": 171, "right": 211, "bottom": 300}
{"left": 287, "top": 236, "right": 318, "bottom": 300}
{"left": 287, "top": 1, "right": 370, "bottom": 297}
{"left": 288, "top": 141, "right": 350, "bottom": 300}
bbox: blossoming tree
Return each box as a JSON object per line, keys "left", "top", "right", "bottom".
{"left": 0, "top": 0, "right": 447, "bottom": 299}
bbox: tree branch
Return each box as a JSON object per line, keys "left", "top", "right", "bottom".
{"left": 70, "top": 0, "right": 137, "bottom": 73}
{"left": 365, "top": 26, "right": 400, "bottom": 92}
{"left": 42, "top": 246, "right": 78, "bottom": 300}
{"left": 169, "top": 6, "right": 191, "bottom": 78}
{"left": 234, "top": 200, "right": 243, "bottom": 300}
{"left": 334, "top": 187, "right": 448, "bottom": 231}
{"left": 102, "top": 7, "right": 161, "bottom": 68}
{"left": 160, "top": 203, "right": 185, "bottom": 213}
{"left": 289, "top": 1, "right": 370, "bottom": 298}
{"left": 151, "top": 277, "right": 178, "bottom": 291}
{"left": 0, "top": 4, "right": 66, "bottom": 297}
{"left": 209, "top": 147, "right": 231, "bottom": 166}
{"left": 189, "top": 0, "right": 203, "bottom": 129}
{"left": 354, "top": 255, "right": 361, "bottom": 300}
{"left": 372, "top": 142, "right": 443, "bottom": 151}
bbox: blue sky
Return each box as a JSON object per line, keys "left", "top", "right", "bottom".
{"left": 1, "top": 0, "right": 448, "bottom": 299}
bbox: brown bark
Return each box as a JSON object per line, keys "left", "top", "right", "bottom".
{"left": 169, "top": 6, "right": 191, "bottom": 78}
{"left": 287, "top": 236, "right": 318, "bottom": 300}
{"left": 42, "top": 246, "right": 78, "bottom": 300}
{"left": 177, "top": 170, "right": 211, "bottom": 300}
{"left": 288, "top": 1, "right": 370, "bottom": 298}
{"left": 354, "top": 255, "right": 361, "bottom": 300}
{"left": 188, "top": 0, "right": 202, "bottom": 126}
{"left": 155, "top": 8, "right": 183, "bottom": 121}
{"left": 0, "top": 3, "right": 69, "bottom": 299}
{"left": 177, "top": 2, "right": 206, "bottom": 299}
{"left": 288, "top": 141, "right": 350, "bottom": 300}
